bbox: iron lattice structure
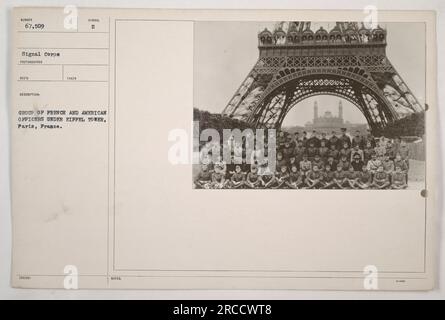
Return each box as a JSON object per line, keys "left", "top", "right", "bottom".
{"left": 222, "top": 22, "right": 424, "bottom": 131}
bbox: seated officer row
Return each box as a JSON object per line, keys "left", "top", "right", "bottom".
{"left": 194, "top": 161, "right": 408, "bottom": 190}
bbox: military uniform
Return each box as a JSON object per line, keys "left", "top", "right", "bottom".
{"left": 394, "top": 159, "right": 408, "bottom": 172}
{"left": 383, "top": 160, "right": 395, "bottom": 174}
{"left": 306, "top": 146, "right": 319, "bottom": 161}
{"left": 319, "top": 146, "right": 329, "bottom": 160}
{"left": 367, "top": 159, "right": 382, "bottom": 173}
{"left": 351, "top": 160, "right": 364, "bottom": 171}
{"left": 307, "top": 136, "right": 320, "bottom": 148}
{"left": 328, "top": 148, "right": 340, "bottom": 160}
{"left": 339, "top": 147, "right": 351, "bottom": 161}
{"left": 372, "top": 171, "right": 389, "bottom": 189}
{"left": 363, "top": 147, "right": 374, "bottom": 163}
{"left": 333, "top": 170, "right": 347, "bottom": 189}
{"left": 305, "top": 170, "right": 324, "bottom": 189}
{"left": 275, "top": 170, "right": 290, "bottom": 188}
{"left": 246, "top": 172, "right": 261, "bottom": 188}
{"left": 211, "top": 171, "right": 227, "bottom": 189}
{"left": 320, "top": 138, "right": 330, "bottom": 148}
{"left": 293, "top": 146, "right": 306, "bottom": 163}
{"left": 194, "top": 169, "right": 212, "bottom": 189}
{"left": 391, "top": 171, "right": 407, "bottom": 189}
{"left": 261, "top": 172, "right": 276, "bottom": 188}
{"left": 338, "top": 159, "right": 350, "bottom": 171}
{"left": 358, "top": 171, "right": 372, "bottom": 188}
{"left": 351, "top": 136, "right": 364, "bottom": 149}
{"left": 299, "top": 160, "right": 312, "bottom": 176}
{"left": 350, "top": 149, "right": 364, "bottom": 162}
{"left": 346, "top": 170, "right": 360, "bottom": 180}
{"left": 322, "top": 170, "right": 335, "bottom": 189}
{"left": 230, "top": 171, "right": 245, "bottom": 188}
{"left": 329, "top": 136, "right": 340, "bottom": 150}
{"left": 287, "top": 171, "right": 303, "bottom": 189}
{"left": 325, "top": 159, "right": 338, "bottom": 171}
{"left": 312, "top": 159, "right": 325, "bottom": 171}
{"left": 339, "top": 134, "right": 352, "bottom": 149}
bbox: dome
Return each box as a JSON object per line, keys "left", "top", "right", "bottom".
{"left": 259, "top": 28, "right": 272, "bottom": 37}
{"left": 315, "top": 27, "right": 329, "bottom": 42}
{"left": 258, "top": 28, "right": 273, "bottom": 45}
{"left": 286, "top": 30, "right": 300, "bottom": 44}
{"left": 315, "top": 27, "right": 328, "bottom": 36}
{"left": 302, "top": 27, "right": 314, "bottom": 36}
{"left": 371, "top": 25, "right": 386, "bottom": 42}
{"left": 301, "top": 27, "right": 314, "bottom": 42}
{"left": 273, "top": 28, "right": 286, "bottom": 37}
{"left": 328, "top": 25, "right": 342, "bottom": 42}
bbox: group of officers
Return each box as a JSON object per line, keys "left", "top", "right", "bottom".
{"left": 194, "top": 128, "right": 411, "bottom": 190}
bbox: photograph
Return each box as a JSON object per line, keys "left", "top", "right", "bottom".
{"left": 193, "top": 21, "right": 426, "bottom": 190}
{"left": 2, "top": 3, "right": 441, "bottom": 300}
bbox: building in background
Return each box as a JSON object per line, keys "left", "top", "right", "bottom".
{"left": 304, "top": 100, "right": 368, "bottom": 134}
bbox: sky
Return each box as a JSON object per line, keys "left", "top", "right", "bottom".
{"left": 193, "top": 22, "right": 425, "bottom": 126}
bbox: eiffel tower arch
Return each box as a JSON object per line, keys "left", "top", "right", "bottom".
{"left": 222, "top": 22, "right": 424, "bottom": 132}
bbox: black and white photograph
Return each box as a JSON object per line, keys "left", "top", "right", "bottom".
{"left": 193, "top": 21, "right": 426, "bottom": 190}
{"left": 2, "top": 3, "right": 441, "bottom": 297}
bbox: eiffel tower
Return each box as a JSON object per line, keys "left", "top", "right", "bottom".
{"left": 222, "top": 22, "right": 424, "bottom": 132}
